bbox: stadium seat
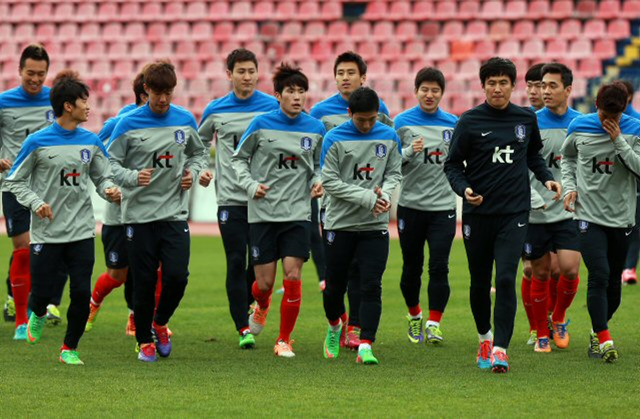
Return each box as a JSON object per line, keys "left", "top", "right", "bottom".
{"left": 521, "top": 39, "right": 545, "bottom": 59}
{"left": 274, "top": 2, "right": 297, "bottom": 20}
{"left": 412, "top": 1, "right": 435, "bottom": 20}
{"left": 57, "top": 23, "right": 78, "bottom": 41}
{"left": 536, "top": 20, "right": 559, "bottom": 40}
{"left": 103, "top": 23, "right": 124, "bottom": 41}
{"left": 0, "top": 42, "right": 17, "bottom": 61}
{"left": 196, "top": 41, "right": 218, "bottom": 60}
{"left": 597, "top": 0, "right": 621, "bottom": 19}
{"left": 119, "top": 3, "right": 140, "bottom": 22}
{"left": 164, "top": 3, "right": 186, "bottom": 20}
{"left": 473, "top": 40, "right": 497, "bottom": 60}
{"left": 181, "top": 60, "right": 201, "bottom": 80}
{"left": 288, "top": 41, "right": 311, "bottom": 60}
{"left": 372, "top": 21, "right": 394, "bottom": 42}
{"left": 141, "top": 3, "right": 163, "bottom": 20}
{"left": 35, "top": 24, "right": 56, "bottom": 41}
{"left": 175, "top": 40, "right": 197, "bottom": 60}
{"left": 358, "top": 41, "right": 379, "bottom": 60}
{"left": 123, "top": 23, "right": 145, "bottom": 41}
{"left": 458, "top": 1, "right": 480, "bottom": 20}
{"left": 213, "top": 22, "right": 234, "bottom": 41}
{"left": 503, "top": 1, "right": 526, "bottom": 19}
{"left": 389, "top": 1, "right": 411, "bottom": 20}
{"left": 245, "top": 40, "right": 265, "bottom": 57}
{"left": 311, "top": 40, "right": 332, "bottom": 61}
{"left": 481, "top": 1, "right": 504, "bottom": 19}
{"left": 253, "top": 1, "right": 275, "bottom": 20}
{"left": 235, "top": 22, "right": 257, "bottom": 42}
{"left": 427, "top": 41, "right": 449, "bottom": 61}
{"left": 229, "top": 1, "right": 251, "bottom": 20}
{"left": 575, "top": 0, "right": 597, "bottom": 17}
{"left": 527, "top": 0, "right": 550, "bottom": 19}
{"left": 497, "top": 40, "right": 521, "bottom": 57}
{"left": 349, "top": 21, "right": 372, "bottom": 41}
{"left": 152, "top": 41, "right": 173, "bottom": 57}
{"left": 366, "top": 60, "right": 387, "bottom": 78}
{"left": 130, "top": 41, "right": 152, "bottom": 59}
{"left": 450, "top": 41, "right": 473, "bottom": 61}
{"left": 303, "top": 22, "right": 326, "bottom": 40}
{"left": 582, "top": 19, "right": 606, "bottom": 40}
{"left": 567, "top": 39, "right": 592, "bottom": 59}
{"left": 9, "top": 3, "right": 31, "bottom": 23}
{"left": 13, "top": 24, "right": 34, "bottom": 42}
{"left": 363, "top": 1, "right": 388, "bottom": 21}
{"left": 546, "top": 39, "right": 568, "bottom": 58}
{"left": 78, "top": 23, "right": 100, "bottom": 41}
{"left": 592, "top": 39, "right": 616, "bottom": 58}
{"left": 420, "top": 22, "right": 440, "bottom": 40}
{"left": 90, "top": 61, "right": 111, "bottom": 79}
{"left": 186, "top": 2, "right": 208, "bottom": 20}
{"left": 146, "top": 22, "right": 167, "bottom": 42}
{"left": 433, "top": 1, "right": 456, "bottom": 21}
{"left": 441, "top": 21, "right": 464, "bottom": 40}
{"left": 489, "top": 21, "right": 511, "bottom": 41}
{"left": 577, "top": 58, "right": 602, "bottom": 78}
{"left": 389, "top": 61, "right": 410, "bottom": 78}
{"left": 334, "top": 40, "right": 357, "bottom": 55}
{"left": 113, "top": 60, "right": 135, "bottom": 80}
{"left": 62, "top": 41, "right": 84, "bottom": 60}
{"left": 379, "top": 40, "right": 402, "bottom": 60}
{"left": 319, "top": 2, "right": 341, "bottom": 20}
{"left": 259, "top": 22, "right": 279, "bottom": 39}
{"left": 326, "top": 21, "right": 349, "bottom": 41}
{"left": 192, "top": 22, "right": 213, "bottom": 41}
{"left": 396, "top": 21, "right": 417, "bottom": 42}
{"left": 622, "top": 0, "right": 640, "bottom": 17}
{"left": 372, "top": 78, "right": 394, "bottom": 95}
{"left": 608, "top": 19, "right": 630, "bottom": 39}
{"left": 403, "top": 40, "right": 425, "bottom": 60}
{"left": 559, "top": 19, "right": 582, "bottom": 40}
{"left": 280, "top": 22, "right": 303, "bottom": 41}
{"left": 209, "top": 2, "right": 230, "bottom": 20}
{"left": 97, "top": 3, "right": 118, "bottom": 23}
{"left": 458, "top": 59, "right": 480, "bottom": 80}
{"left": 85, "top": 41, "right": 107, "bottom": 60}
{"left": 550, "top": 0, "right": 573, "bottom": 19}
{"left": 33, "top": 4, "right": 54, "bottom": 22}
{"left": 107, "top": 42, "right": 129, "bottom": 59}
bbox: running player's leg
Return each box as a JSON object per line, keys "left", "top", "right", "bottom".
{"left": 520, "top": 258, "right": 536, "bottom": 343}
{"left": 606, "top": 227, "right": 631, "bottom": 322}
{"left": 309, "top": 198, "right": 326, "bottom": 291}
{"left": 3, "top": 256, "right": 14, "bottom": 323}
{"left": 27, "top": 244, "right": 62, "bottom": 344}
{"left": 547, "top": 253, "right": 560, "bottom": 319}
{"left": 622, "top": 194, "right": 640, "bottom": 284}
{"left": 346, "top": 260, "right": 361, "bottom": 344}
{"left": 123, "top": 270, "right": 135, "bottom": 335}
{"left": 397, "top": 205, "right": 428, "bottom": 343}
{"left": 424, "top": 210, "right": 456, "bottom": 343}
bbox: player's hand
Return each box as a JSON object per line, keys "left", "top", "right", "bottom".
{"left": 105, "top": 187, "right": 121, "bottom": 204}
{"left": 545, "top": 180, "right": 562, "bottom": 201}
{"left": 138, "top": 168, "right": 153, "bottom": 186}
{"left": 564, "top": 191, "right": 577, "bottom": 213}
{"left": 602, "top": 118, "right": 621, "bottom": 142}
{"left": 464, "top": 187, "right": 483, "bottom": 206}
{"left": 310, "top": 182, "right": 323, "bottom": 198}
{"left": 199, "top": 170, "right": 213, "bottom": 187}
{"left": 412, "top": 137, "right": 424, "bottom": 153}
{"left": 181, "top": 169, "right": 193, "bottom": 190}
{"left": 372, "top": 198, "right": 391, "bottom": 217}
{"left": 36, "top": 203, "right": 53, "bottom": 221}
{"left": 0, "top": 159, "right": 12, "bottom": 172}
{"left": 254, "top": 184, "right": 269, "bottom": 199}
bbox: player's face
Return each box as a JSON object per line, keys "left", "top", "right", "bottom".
{"left": 276, "top": 85, "right": 306, "bottom": 118}
{"left": 542, "top": 73, "right": 571, "bottom": 112}
{"left": 349, "top": 110, "right": 378, "bottom": 134}
{"left": 19, "top": 59, "right": 48, "bottom": 96}
{"left": 227, "top": 61, "right": 258, "bottom": 98}
{"left": 146, "top": 87, "right": 173, "bottom": 114}
{"left": 67, "top": 97, "right": 90, "bottom": 123}
{"left": 483, "top": 75, "right": 513, "bottom": 110}
{"left": 335, "top": 62, "right": 365, "bottom": 98}
{"left": 597, "top": 109, "right": 622, "bottom": 126}
{"left": 526, "top": 80, "right": 543, "bottom": 110}
{"left": 416, "top": 81, "right": 443, "bottom": 113}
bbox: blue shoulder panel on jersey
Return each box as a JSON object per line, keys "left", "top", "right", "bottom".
{"left": 624, "top": 104, "right": 640, "bottom": 120}
{"left": 536, "top": 107, "right": 582, "bottom": 130}
{"left": 310, "top": 93, "right": 346, "bottom": 119}
{"left": 394, "top": 106, "right": 458, "bottom": 130}
{"left": 117, "top": 103, "right": 137, "bottom": 116}
{"left": 98, "top": 117, "right": 120, "bottom": 143}
{"left": 620, "top": 113, "right": 640, "bottom": 136}
{"left": 200, "top": 90, "right": 279, "bottom": 126}
{"left": 379, "top": 99, "right": 390, "bottom": 116}
{"left": 0, "top": 86, "right": 51, "bottom": 109}
{"left": 568, "top": 112, "right": 640, "bottom": 137}
{"left": 109, "top": 103, "right": 198, "bottom": 145}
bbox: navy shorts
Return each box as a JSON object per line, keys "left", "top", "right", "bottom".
{"left": 249, "top": 221, "right": 310, "bottom": 265}
{"left": 3, "top": 192, "right": 30, "bottom": 237}
{"left": 524, "top": 219, "right": 579, "bottom": 260}
{"left": 101, "top": 225, "right": 129, "bottom": 269}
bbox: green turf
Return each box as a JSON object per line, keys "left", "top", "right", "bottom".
{"left": 1, "top": 236, "right": 639, "bottom": 417}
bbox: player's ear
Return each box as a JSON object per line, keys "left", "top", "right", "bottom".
{"left": 226, "top": 69, "right": 233, "bottom": 82}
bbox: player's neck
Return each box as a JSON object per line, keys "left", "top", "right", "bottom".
{"left": 339, "top": 92, "right": 351, "bottom": 102}
{"left": 548, "top": 103, "right": 568, "bottom": 116}
{"left": 233, "top": 88, "right": 255, "bottom": 100}
{"left": 56, "top": 115, "right": 80, "bottom": 131}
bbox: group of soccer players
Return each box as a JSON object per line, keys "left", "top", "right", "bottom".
{"left": 2, "top": 43, "right": 639, "bottom": 372}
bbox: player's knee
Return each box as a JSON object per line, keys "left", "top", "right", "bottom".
{"left": 522, "top": 266, "right": 532, "bottom": 279}
{"left": 108, "top": 268, "right": 128, "bottom": 282}
{"left": 360, "top": 280, "right": 382, "bottom": 300}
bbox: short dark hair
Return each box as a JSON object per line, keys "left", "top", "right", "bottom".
{"left": 479, "top": 57, "right": 517, "bottom": 85}
{"left": 348, "top": 87, "right": 380, "bottom": 114}
{"left": 414, "top": 67, "right": 446, "bottom": 92}
{"left": 143, "top": 60, "right": 177, "bottom": 92}
{"left": 50, "top": 70, "right": 89, "bottom": 117}
{"left": 541, "top": 62, "right": 573, "bottom": 87}
{"left": 272, "top": 62, "right": 308, "bottom": 94}
{"left": 132, "top": 65, "right": 149, "bottom": 106}
{"left": 525, "top": 63, "right": 546, "bottom": 82}
{"left": 595, "top": 82, "right": 628, "bottom": 114}
{"left": 333, "top": 51, "right": 367, "bottom": 77}
{"left": 19, "top": 44, "right": 49, "bottom": 70}
{"left": 226, "top": 48, "right": 258, "bottom": 72}
{"left": 617, "top": 79, "right": 635, "bottom": 100}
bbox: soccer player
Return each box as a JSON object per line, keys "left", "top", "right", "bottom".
{"left": 444, "top": 57, "right": 560, "bottom": 373}
{"left": 108, "top": 60, "right": 208, "bottom": 362}
{"left": 232, "top": 63, "right": 324, "bottom": 358}
{"left": 85, "top": 68, "right": 149, "bottom": 335}
{"left": 394, "top": 67, "right": 458, "bottom": 345}
{"left": 321, "top": 87, "right": 402, "bottom": 365}
{"left": 0, "top": 44, "right": 66, "bottom": 339}
{"left": 5, "top": 70, "right": 120, "bottom": 365}
{"left": 526, "top": 63, "right": 582, "bottom": 353}
{"left": 525, "top": 63, "right": 545, "bottom": 111}
{"left": 618, "top": 80, "right": 640, "bottom": 285}
{"left": 561, "top": 81, "right": 640, "bottom": 363}
{"left": 310, "top": 51, "right": 393, "bottom": 350}
{"left": 198, "top": 48, "right": 279, "bottom": 349}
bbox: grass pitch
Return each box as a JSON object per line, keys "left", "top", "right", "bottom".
{"left": 1, "top": 235, "right": 639, "bottom": 417}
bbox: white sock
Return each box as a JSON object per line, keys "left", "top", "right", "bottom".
{"left": 409, "top": 312, "right": 422, "bottom": 320}
{"left": 426, "top": 320, "right": 439, "bottom": 328}
{"left": 599, "top": 340, "right": 613, "bottom": 350}
{"left": 359, "top": 343, "right": 372, "bottom": 351}
{"left": 478, "top": 331, "right": 493, "bottom": 342}
{"left": 329, "top": 320, "right": 341, "bottom": 333}
{"left": 129, "top": 309, "right": 134, "bottom": 315}
{"left": 493, "top": 346, "right": 506, "bottom": 355}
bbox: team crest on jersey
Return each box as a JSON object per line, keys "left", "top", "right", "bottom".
{"left": 80, "top": 149, "right": 91, "bottom": 164}
{"left": 463, "top": 224, "right": 471, "bottom": 240}
{"left": 174, "top": 130, "right": 186, "bottom": 145}
{"left": 442, "top": 129, "right": 453, "bottom": 144}
{"left": 398, "top": 219, "right": 405, "bottom": 233}
{"left": 45, "top": 110, "right": 55, "bottom": 123}
{"left": 524, "top": 243, "right": 532, "bottom": 256}
{"left": 326, "top": 231, "right": 335, "bottom": 245}
{"left": 578, "top": 220, "right": 589, "bottom": 233}
{"left": 251, "top": 246, "right": 260, "bottom": 260}
{"left": 126, "top": 226, "right": 134, "bottom": 240}
{"left": 33, "top": 244, "right": 43, "bottom": 255}
{"left": 300, "top": 136, "right": 313, "bottom": 152}
{"left": 109, "top": 251, "right": 119, "bottom": 264}
{"left": 219, "top": 210, "right": 229, "bottom": 224}
{"left": 515, "top": 124, "right": 526, "bottom": 142}
{"left": 375, "top": 143, "right": 387, "bottom": 159}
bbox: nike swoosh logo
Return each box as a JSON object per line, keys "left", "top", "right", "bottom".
{"left": 382, "top": 231, "right": 388, "bottom": 235}
{"left": 626, "top": 230, "right": 633, "bottom": 236}
{"left": 286, "top": 298, "right": 301, "bottom": 303}
{"left": 184, "top": 229, "right": 189, "bottom": 233}
{"left": 481, "top": 131, "right": 492, "bottom": 137}
{"left": 48, "top": 155, "right": 57, "bottom": 159}
{"left": 345, "top": 150, "right": 353, "bottom": 154}
{"left": 220, "top": 121, "right": 230, "bottom": 126}
{"left": 12, "top": 116, "right": 19, "bottom": 120}
{"left": 533, "top": 298, "right": 545, "bottom": 303}
{"left": 517, "top": 222, "right": 526, "bottom": 227}
{"left": 140, "top": 137, "right": 150, "bottom": 142}
{"left": 268, "top": 139, "right": 277, "bottom": 143}
{"left": 448, "top": 214, "right": 456, "bottom": 219}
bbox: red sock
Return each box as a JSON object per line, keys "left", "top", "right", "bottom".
{"left": 10, "top": 248, "right": 31, "bottom": 326}
{"left": 251, "top": 280, "right": 272, "bottom": 310}
{"left": 328, "top": 318, "right": 341, "bottom": 326}
{"left": 239, "top": 326, "right": 249, "bottom": 335}
{"left": 552, "top": 275, "right": 579, "bottom": 323}
{"left": 340, "top": 312, "right": 348, "bottom": 325}
{"left": 428, "top": 310, "right": 443, "bottom": 323}
{"left": 360, "top": 339, "right": 372, "bottom": 345}
{"left": 408, "top": 304, "right": 421, "bottom": 317}
{"left": 60, "top": 344, "right": 73, "bottom": 351}
{"left": 91, "top": 272, "right": 123, "bottom": 306}
{"left": 547, "top": 276, "right": 558, "bottom": 315}
{"left": 278, "top": 279, "right": 301, "bottom": 342}
{"left": 155, "top": 268, "right": 162, "bottom": 309}
{"left": 597, "top": 329, "right": 612, "bottom": 343}
{"left": 521, "top": 276, "right": 536, "bottom": 331}
{"left": 531, "top": 276, "right": 549, "bottom": 338}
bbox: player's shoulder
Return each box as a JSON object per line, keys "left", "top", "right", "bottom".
{"left": 0, "top": 86, "right": 50, "bottom": 108}
{"left": 170, "top": 104, "right": 197, "bottom": 124}
{"left": 567, "top": 113, "right": 601, "bottom": 135}
{"left": 371, "top": 120, "right": 398, "bottom": 138}
{"left": 310, "top": 93, "right": 342, "bottom": 118}
{"left": 620, "top": 113, "right": 640, "bottom": 137}
{"left": 298, "top": 111, "right": 326, "bottom": 134}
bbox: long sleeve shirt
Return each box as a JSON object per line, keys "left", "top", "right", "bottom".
{"left": 529, "top": 107, "right": 582, "bottom": 224}
{"left": 0, "top": 86, "right": 54, "bottom": 191}
{"left": 444, "top": 102, "right": 553, "bottom": 215}
{"left": 320, "top": 120, "right": 402, "bottom": 231}
{"left": 198, "top": 90, "right": 279, "bottom": 206}
{"left": 231, "top": 108, "right": 325, "bottom": 223}
{"left": 107, "top": 103, "right": 208, "bottom": 224}
{"left": 561, "top": 113, "right": 640, "bottom": 228}
{"left": 395, "top": 106, "right": 458, "bottom": 211}
{"left": 5, "top": 122, "right": 116, "bottom": 243}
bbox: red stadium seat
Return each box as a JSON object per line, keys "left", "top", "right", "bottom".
{"left": 57, "top": 23, "right": 78, "bottom": 41}
{"left": 141, "top": 3, "right": 163, "bottom": 19}
{"left": 90, "top": 61, "right": 111, "bottom": 79}
{"left": 466, "top": 21, "right": 488, "bottom": 39}
{"left": 412, "top": 1, "right": 435, "bottom": 20}
{"left": 297, "top": 1, "right": 320, "bottom": 21}
{"left": 527, "top": 0, "right": 550, "bottom": 19}
{"left": 559, "top": 19, "right": 582, "bottom": 40}
{"left": 575, "top": 0, "right": 597, "bottom": 17}
{"left": 259, "top": 22, "right": 279, "bottom": 39}
{"left": 62, "top": 41, "right": 83, "bottom": 60}
{"left": 388, "top": 1, "right": 411, "bottom": 20}
{"left": 597, "top": 0, "right": 621, "bottom": 19}
{"left": 623, "top": 0, "right": 640, "bottom": 17}
{"left": 326, "top": 21, "right": 349, "bottom": 41}
{"left": 130, "top": 41, "right": 152, "bottom": 59}
{"left": 403, "top": 40, "right": 425, "bottom": 60}
{"left": 334, "top": 40, "right": 357, "bottom": 55}
{"left": 181, "top": 60, "right": 201, "bottom": 80}
{"left": 147, "top": 23, "right": 167, "bottom": 42}
{"left": 372, "top": 78, "right": 394, "bottom": 95}
{"left": 213, "top": 22, "right": 234, "bottom": 41}
{"left": 113, "top": 60, "right": 134, "bottom": 79}
{"left": 366, "top": 60, "right": 387, "bottom": 78}
{"left": 372, "top": 21, "right": 394, "bottom": 42}
{"left": 164, "top": 3, "right": 186, "bottom": 20}
{"left": 274, "top": 2, "right": 297, "bottom": 20}
{"left": 451, "top": 96, "right": 473, "bottom": 115}
{"left": 521, "top": 39, "right": 544, "bottom": 59}
{"left": 10, "top": 3, "right": 32, "bottom": 23}
{"left": 85, "top": 41, "right": 107, "bottom": 60}
{"left": 592, "top": 39, "right": 616, "bottom": 58}
{"left": 497, "top": 40, "right": 521, "bottom": 57}
{"left": 550, "top": 0, "right": 573, "bottom": 18}
{"left": 78, "top": 23, "right": 100, "bottom": 41}
{"left": 253, "top": 1, "right": 275, "bottom": 20}
{"left": 571, "top": 78, "right": 588, "bottom": 97}
{"left": 567, "top": 39, "right": 592, "bottom": 59}
{"left": 288, "top": 41, "right": 311, "bottom": 60}
{"left": 13, "top": 24, "right": 34, "bottom": 42}
{"left": 35, "top": 24, "right": 56, "bottom": 41}
{"left": 197, "top": 41, "right": 219, "bottom": 60}
{"left": 450, "top": 41, "right": 473, "bottom": 61}
{"left": 152, "top": 41, "right": 173, "bottom": 57}
{"left": 546, "top": 39, "right": 568, "bottom": 59}
{"left": 433, "top": 1, "right": 456, "bottom": 21}
{"left": 420, "top": 22, "right": 440, "bottom": 39}
{"left": 124, "top": 23, "right": 145, "bottom": 41}
{"left": 230, "top": 1, "right": 252, "bottom": 20}
{"left": 107, "top": 42, "right": 128, "bottom": 59}
{"left": 102, "top": 23, "right": 123, "bottom": 41}
{"left": 303, "top": 22, "right": 326, "bottom": 41}
{"left": 311, "top": 40, "right": 332, "bottom": 61}
{"left": 536, "top": 20, "right": 559, "bottom": 40}
{"left": 209, "top": 2, "right": 230, "bottom": 21}
{"left": 380, "top": 40, "right": 403, "bottom": 60}
{"left": 358, "top": 41, "right": 379, "bottom": 59}
{"left": 192, "top": 22, "right": 213, "bottom": 41}
{"left": 0, "top": 42, "right": 17, "bottom": 60}
{"left": 320, "top": 2, "right": 341, "bottom": 20}
{"left": 349, "top": 21, "right": 372, "bottom": 41}
{"left": 481, "top": 1, "right": 504, "bottom": 19}
{"left": 119, "top": 3, "right": 140, "bottom": 22}
{"left": 473, "top": 40, "right": 496, "bottom": 60}
{"left": 426, "top": 41, "right": 449, "bottom": 61}
{"left": 489, "top": 21, "right": 511, "bottom": 41}
{"left": 280, "top": 22, "right": 304, "bottom": 41}
{"left": 363, "top": 1, "right": 388, "bottom": 21}
{"left": 504, "top": 1, "right": 526, "bottom": 19}
{"left": 577, "top": 58, "right": 602, "bottom": 78}
{"left": 608, "top": 19, "right": 630, "bottom": 39}
{"left": 441, "top": 21, "right": 464, "bottom": 40}
{"left": 583, "top": 19, "right": 606, "bottom": 40}
{"left": 168, "top": 22, "right": 191, "bottom": 41}
{"left": 458, "top": 59, "right": 480, "bottom": 80}
{"left": 175, "top": 41, "right": 197, "bottom": 60}
{"left": 186, "top": 2, "right": 208, "bottom": 20}
{"left": 97, "top": 3, "right": 118, "bottom": 23}
{"left": 458, "top": 1, "right": 480, "bottom": 20}
{"left": 33, "top": 4, "right": 53, "bottom": 23}
{"left": 396, "top": 21, "right": 417, "bottom": 42}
